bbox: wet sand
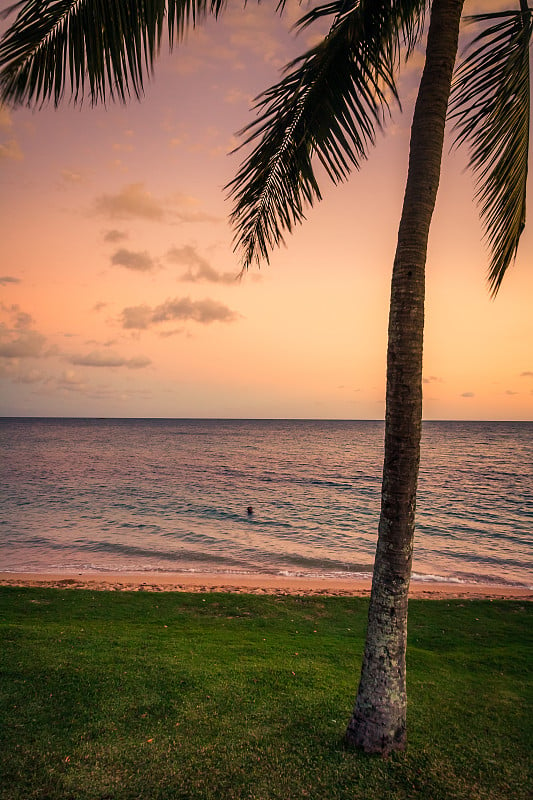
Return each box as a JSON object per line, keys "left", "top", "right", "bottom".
{"left": 0, "top": 571, "right": 531, "bottom": 600}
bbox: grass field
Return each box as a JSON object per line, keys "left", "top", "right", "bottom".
{"left": 0, "top": 587, "right": 531, "bottom": 800}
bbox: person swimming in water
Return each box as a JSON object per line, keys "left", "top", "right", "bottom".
{"left": 247, "top": 506, "right": 253, "bottom": 516}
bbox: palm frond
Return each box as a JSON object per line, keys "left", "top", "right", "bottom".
{"left": 227, "top": 0, "right": 427, "bottom": 271}
{"left": 450, "top": 8, "right": 532, "bottom": 295}
{"left": 296, "top": 0, "right": 425, "bottom": 59}
{"left": 0, "top": 0, "right": 226, "bottom": 107}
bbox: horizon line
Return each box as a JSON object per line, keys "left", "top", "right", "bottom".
{"left": 1, "top": 416, "right": 531, "bottom": 423}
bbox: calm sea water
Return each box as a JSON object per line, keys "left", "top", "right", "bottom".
{"left": 0, "top": 418, "right": 531, "bottom": 587}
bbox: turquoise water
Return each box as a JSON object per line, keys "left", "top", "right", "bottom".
{"left": 1, "top": 418, "right": 531, "bottom": 587}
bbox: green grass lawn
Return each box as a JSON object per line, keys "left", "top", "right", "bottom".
{"left": 0, "top": 587, "right": 531, "bottom": 800}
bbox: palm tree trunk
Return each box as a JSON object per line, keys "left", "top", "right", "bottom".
{"left": 345, "top": 0, "right": 464, "bottom": 756}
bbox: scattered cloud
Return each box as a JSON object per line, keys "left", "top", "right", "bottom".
{"left": 224, "top": 87, "right": 251, "bottom": 105}
{"left": 166, "top": 191, "right": 220, "bottom": 223}
{"left": 167, "top": 245, "right": 237, "bottom": 284}
{"left": 1, "top": 304, "right": 33, "bottom": 327}
{"left": 61, "top": 169, "right": 85, "bottom": 184}
{"left": 171, "top": 30, "right": 243, "bottom": 76}
{"left": 226, "top": 4, "right": 291, "bottom": 68}
{"left": 505, "top": 390, "right": 518, "bottom": 396}
{"left": 167, "top": 2, "right": 304, "bottom": 77}
{"left": 120, "top": 297, "right": 240, "bottom": 330}
{"left": 0, "top": 361, "right": 45, "bottom": 383}
{"left": 520, "top": 371, "right": 533, "bottom": 378}
{"left": 94, "top": 183, "right": 165, "bottom": 221}
{"left": 111, "top": 248, "right": 157, "bottom": 272}
{"left": 0, "top": 276, "right": 21, "bottom": 285}
{"left": 103, "top": 229, "right": 128, "bottom": 243}
{"left": 120, "top": 305, "right": 153, "bottom": 330}
{"left": 423, "top": 375, "right": 443, "bottom": 385}
{"left": 56, "top": 370, "right": 86, "bottom": 388}
{"left": 11, "top": 308, "right": 33, "bottom": 329}
{"left": 92, "top": 302, "right": 108, "bottom": 312}
{"left": 461, "top": 392, "right": 475, "bottom": 398}
{"left": 93, "top": 182, "right": 219, "bottom": 224}
{"left": 0, "top": 138, "right": 23, "bottom": 161}
{"left": 67, "top": 351, "right": 152, "bottom": 369}
{"left": 0, "top": 305, "right": 48, "bottom": 359}
{"left": 14, "top": 368, "right": 46, "bottom": 384}
{"left": 0, "top": 327, "right": 47, "bottom": 358}
{"left": 112, "top": 141, "right": 134, "bottom": 153}
{"left": 0, "top": 105, "right": 13, "bottom": 129}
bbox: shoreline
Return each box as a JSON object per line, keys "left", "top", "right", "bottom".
{"left": 0, "top": 571, "right": 531, "bottom": 600}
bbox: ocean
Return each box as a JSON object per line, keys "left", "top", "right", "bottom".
{"left": 0, "top": 418, "right": 531, "bottom": 588}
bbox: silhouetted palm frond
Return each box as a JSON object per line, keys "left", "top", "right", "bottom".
{"left": 450, "top": 8, "right": 532, "bottom": 294}
{"left": 0, "top": 0, "right": 226, "bottom": 106}
{"left": 227, "top": 0, "right": 427, "bottom": 271}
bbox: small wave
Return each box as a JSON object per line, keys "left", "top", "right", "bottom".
{"left": 411, "top": 572, "right": 533, "bottom": 589}
{"left": 275, "top": 569, "right": 372, "bottom": 580}
{"left": 411, "top": 572, "right": 472, "bottom": 584}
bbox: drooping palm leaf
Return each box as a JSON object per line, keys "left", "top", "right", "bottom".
{"left": 0, "top": 0, "right": 227, "bottom": 106}
{"left": 227, "top": 0, "right": 427, "bottom": 271}
{"left": 450, "top": 7, "right": 532, "bottom": 294}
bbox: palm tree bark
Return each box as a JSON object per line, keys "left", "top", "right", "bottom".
{"left": 345, "top": 0, "right": 464, "bottom": 756}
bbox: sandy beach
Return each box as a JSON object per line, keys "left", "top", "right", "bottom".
{"left": 0, "top": 571, "right": 531, "bottom": 600}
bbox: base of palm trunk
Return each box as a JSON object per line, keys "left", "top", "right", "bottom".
{"left": 344, "top": 710, "right": 407, "bottom": 755}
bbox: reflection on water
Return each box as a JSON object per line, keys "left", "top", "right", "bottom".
{"left": 1, "top": 418, "right": 531, "bottom": 587}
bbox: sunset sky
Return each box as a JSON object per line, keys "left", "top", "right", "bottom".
{"left": 0, "top": 0, "right": 531, "bottom": 420}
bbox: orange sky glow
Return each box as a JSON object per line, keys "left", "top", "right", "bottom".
{"left": 0, "top": 0, "right": 531, "bottom": 420}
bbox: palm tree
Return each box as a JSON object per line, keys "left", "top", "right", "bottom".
{"left": 0, "top": 0, "right": 530, "bottom": 756}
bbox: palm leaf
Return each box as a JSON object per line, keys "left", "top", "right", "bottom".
{"left": 0, "top": 0, "right": 227, "bottom": 106}
{"left": 227, "top": 0, "right": 427, "bottom": 271}
{"left": 450, "top": 8, "right": 532, "bottom": 294}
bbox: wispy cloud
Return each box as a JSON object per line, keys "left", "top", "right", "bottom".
{"left": 0, "top": 105, "right": 13, "bottom": 130}
{"left": 57, "top": 370, "right": 86, "bottom": 388}
{"left": 168, "top": 245, "right": 237, "bottom": 284}
{"left": 224, "top": 87, "right": 251, "bottom": 106}
{"left": 0, "top": 276, "right": 21, "bottom": 286}
{"left": 120, "top": 297, "right": 240, "bottom": 330}
{"left": 103, "top": 229, "right": 128, "bottom": 243}
{"left": 167, "top": 191, "right": 221, "bottom": 223}
{"left": 172, "top": 2, "right": 299, "bottom": 76}
{"left": 67, "top": 351, "right": 152, "bottom": 369}
{"left": 111, "top": 248, "right": 157, "bottom": 272}
{"left": 0, "top": 361, "right": 48, "bottom": 385}
{"left": 461, "top": 392, "right": 475, "bottom": 398}
{"left": 61, "top": 169, "right": 86, "bottom": 184}
{"left": 0, "top": 138, "right": 23, "bottom": 161}
{"left": 520, "top": 371, "right": 533, "bottom": 378}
